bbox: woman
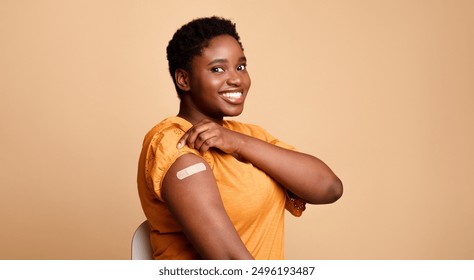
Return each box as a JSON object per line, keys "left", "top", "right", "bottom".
{"left": 137, "top": 16, "right": 343, "bottom": 260}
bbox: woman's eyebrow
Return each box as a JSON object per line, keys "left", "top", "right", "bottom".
{"left": 207, "top": 58, "right": 228, "bottom": 66}
{"left": 207, "top": 56, "right": 247, "bottom": 66}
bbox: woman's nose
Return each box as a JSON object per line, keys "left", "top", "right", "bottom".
{"left": 226, "top": 70, "right": 241, "bottom": 86}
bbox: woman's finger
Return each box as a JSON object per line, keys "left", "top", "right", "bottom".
{"left": 177, "top": 133, "right": 188, "bottom": 149}
{"left": 193, "top": 129, "right": 215, "bottom": 152}
{"left": 177, "top": 119, "right": 213, "bottom": 149}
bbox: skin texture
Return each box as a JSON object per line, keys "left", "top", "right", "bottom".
{"left": 161, "top": 34, "right": 343, "bottom": 259}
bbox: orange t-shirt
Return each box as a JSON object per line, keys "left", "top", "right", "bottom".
{"left": 137, "top": 116, "right": 305, "bottom": 259}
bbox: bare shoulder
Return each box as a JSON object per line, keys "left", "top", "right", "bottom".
{"left": 161, "top": 153, "right": 252, "bottom": 259}
{"left": 162, "top": 153, "right": 216, "bottom": 201}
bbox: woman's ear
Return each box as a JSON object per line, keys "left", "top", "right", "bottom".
{"left": 175, "top": 69, "right": 190, "bottom": 92}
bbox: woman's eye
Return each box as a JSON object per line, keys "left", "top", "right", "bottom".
{"left": 211, "top": 67, "right": 224, "bottom": 73}
{"left": 237, "top": 64, "right": 246, "bottom": 71}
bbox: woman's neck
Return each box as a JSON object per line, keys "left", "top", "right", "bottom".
{"left": 177, "top": 103, "right": 223, "bottom": 126}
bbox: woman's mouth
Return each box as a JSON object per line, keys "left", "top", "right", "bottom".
{"left": 220, "top": 92, "right": 244, "bottom": 104}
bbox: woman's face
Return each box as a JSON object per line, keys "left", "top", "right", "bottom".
{"left": 185, "top": 34, "right": 251, "bottom": 121}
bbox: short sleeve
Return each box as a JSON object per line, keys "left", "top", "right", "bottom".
{"left": 144, "top": 124, "right": 213, "bottom": 201}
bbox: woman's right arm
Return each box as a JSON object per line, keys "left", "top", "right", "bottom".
{"left": 161, "top": 153, "right": 254, "bottom": 260}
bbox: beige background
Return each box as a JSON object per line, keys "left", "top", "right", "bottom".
{"left": 1, "top": 0, "right": 473, "bottom": 259}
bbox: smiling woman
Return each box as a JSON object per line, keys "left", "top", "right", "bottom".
{"left": 136, "top": 16, "right": 343, "bottom": 260}
{"left": 176, "top": 34, "right": 250, "bottom": 123}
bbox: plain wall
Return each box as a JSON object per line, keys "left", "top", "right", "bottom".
{"left": 1, "top": 0, "right": 473, "bottom": 259}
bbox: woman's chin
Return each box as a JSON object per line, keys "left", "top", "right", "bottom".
{"left": 224, "top": 107, "right": 244, "bottom": 117}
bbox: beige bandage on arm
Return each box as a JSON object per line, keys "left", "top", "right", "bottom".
{"left": 176, "top": 162, "right": 207, "bottom": 180}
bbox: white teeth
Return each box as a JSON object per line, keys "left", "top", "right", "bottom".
{"left": 222, "top": 92, "right": 242, "bottom": 99}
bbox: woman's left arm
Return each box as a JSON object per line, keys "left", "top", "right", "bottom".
{"left": 178, "top": 119, "right": 343, "bottom": 204}
{"left": 235, "top": 135, "right": 343, "bottom": 204}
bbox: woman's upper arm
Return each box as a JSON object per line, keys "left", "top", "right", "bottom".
{"left": 161, "top": 153, "right": 253, "bottom": 260}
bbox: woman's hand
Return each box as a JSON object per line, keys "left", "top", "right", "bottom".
{"left": 177, "top": 119, "right": 243, "bottom": 155}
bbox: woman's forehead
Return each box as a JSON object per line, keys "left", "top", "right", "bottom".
{"left": 199, "top": 35, "right": 245, "bottom": 61}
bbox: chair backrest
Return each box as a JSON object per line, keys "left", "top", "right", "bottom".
{"left": 131, "top": 220, "right": 153, "bottom": 260}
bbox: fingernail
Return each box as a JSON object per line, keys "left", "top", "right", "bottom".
{"left": 177, "top": 142, "right": 183, "bottom": 149}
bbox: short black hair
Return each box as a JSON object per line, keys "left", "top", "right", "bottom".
{"left": 166, "top": 16, "right": 243, "bottom": 96}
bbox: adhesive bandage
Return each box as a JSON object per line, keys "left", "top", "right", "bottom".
{"left": 176, "top": 162, "right": 206, "bottom": 180}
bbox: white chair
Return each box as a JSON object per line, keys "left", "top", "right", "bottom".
{"left": 131, "top": 220, "right": 154, "bottom": 260}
